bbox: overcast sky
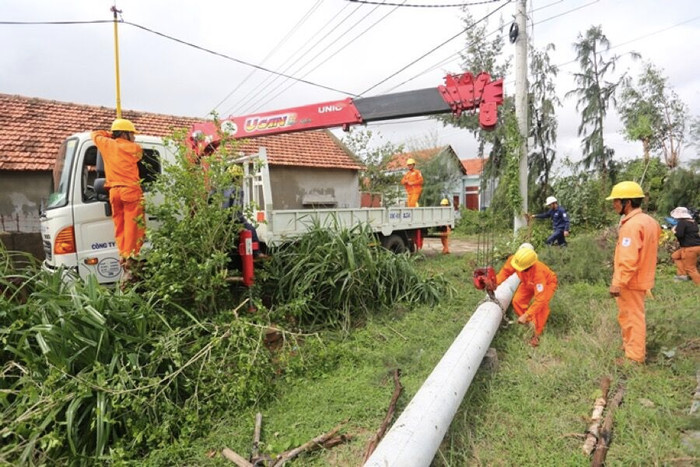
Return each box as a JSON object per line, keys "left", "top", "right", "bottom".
{"left": 2, "top": 0, "right": 699, "bottom": 169}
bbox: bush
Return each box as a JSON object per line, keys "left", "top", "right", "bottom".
{"left": 0, "top": 246, "right": 274, "bottom": 465}
{"left": 262, "top": 221, "right": 452, "bottom": 332}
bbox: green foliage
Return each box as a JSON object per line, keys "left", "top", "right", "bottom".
{"left": 616, "top": 157, "right": 668, "bottom": 211}
{"left": 528, "top": 43, "right": 560, "bottom": 206}
{"left": 262, "top": 221, "right": 452, "bottom": 332}
{"left": 140, "top": 130, "right": 245, "bottom": 316}
{"left": 0, "top": 245, "right": 274, "bottom": 465}
{"left": 341, "top": 128, "right": 403, "bottom": 207}
{"left": 417, "top": 148, "right": 463, "bottom": 207}
{"left": 552, "top": 164, "right": 611, "bottom": 229}
{"left": 566, "top": 25, "right": 632, "bottom": 180}
{"left": 656, "top": 166, "right": 700, "bottom": 213}
{"left": 488, "top": 112, "right": 523, "bottom": 223}
{"left": 618, "top": 62, "right": 689, "bottom": 168}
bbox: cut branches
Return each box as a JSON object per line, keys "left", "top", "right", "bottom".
{"left": 582, "top": 376, "right": 611, "bottom": 456}
{"left": 363, "top": 368, "right": 403, "bottom": 462}
{"left": 592, "top": 382, "right": 626, "bottom": 466}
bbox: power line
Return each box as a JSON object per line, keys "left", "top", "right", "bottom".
{"left": 346, "top": 0, "right": 503, "bottom": 7}
{"left": 359, "top": 0, "right": 511, "bottom": 96}
{"left": 0, "top": 18, "right": 356, "bottom": 96}
{"left": 210, "top": 0, "right": 324, "bottom": 115}
{"left": 242, "top": 1, "right": 404, "bottom": 115}
{"left": 225, "top": 2, "right": 363, "bottom": 115}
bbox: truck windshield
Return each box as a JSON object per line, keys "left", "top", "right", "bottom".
{"left": 47, "top": 138, "right": 78, "bottom": 209}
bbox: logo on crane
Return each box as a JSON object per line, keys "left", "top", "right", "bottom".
{"left": 318, "top": 104, "right": 344, "bottom": 114}
{"left": 244, "top": 113, "right": 296, "bottom": 133}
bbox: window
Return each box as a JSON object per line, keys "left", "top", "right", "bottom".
{"left": 138, "top": 149, "right": 161, "bottom": 192}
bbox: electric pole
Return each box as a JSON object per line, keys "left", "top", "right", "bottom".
{"left": 513, "top": 0, "right": 528, "bottom": 232}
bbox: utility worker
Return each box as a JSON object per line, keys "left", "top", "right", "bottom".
{"left": 401, "top": 158, "right": 423, "bottom": 207}
{"left": 531, "top": 196, "right": 570, "bottom": 246}
{"left": 606, "top": 181, "right": 661, "bottom": 364}
{"left": 496, "top": 245, "right": 557, "bottom": 347}
{"left": 91, "top": 119, "right": 145, "bottom": 278}
{"left": 438, "top": 198, "right": 451, "bottom": 254}
{"left": 669, "top": 206, "right": 700, "bottom": 285}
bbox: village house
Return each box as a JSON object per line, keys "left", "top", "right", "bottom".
{"left": 0, "top": 93, "right": 363, "bottom": 234}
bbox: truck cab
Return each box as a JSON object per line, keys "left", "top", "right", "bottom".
{"left": 40, "top": 132, "right": 174, "bottom": 283}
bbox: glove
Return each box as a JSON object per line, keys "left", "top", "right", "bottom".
{"left": 609, "top": 285, "right": 621, "bottom": 297}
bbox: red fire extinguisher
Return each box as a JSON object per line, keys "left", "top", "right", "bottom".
{"left": 238, "top": 229, "right": 254, "bottom": 287}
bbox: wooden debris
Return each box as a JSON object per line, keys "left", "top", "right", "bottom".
{"left": 222, "top": 447, "right": 253, "bottom": 467}
{"left": 271, "top": 421, "right": 349, "bottom": 466}
{"left": 252, "top": 412, "right": 263, "bottom": 460}
{"left": 592, "top": 382, "right": 626, "bottom": 467}
{"left": 582, "top": 376, "right": 611, "bottom": 456}
{"left": 363, "top": 369, "right": 403, "bottom": 462}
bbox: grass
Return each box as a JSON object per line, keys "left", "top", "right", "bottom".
{"left": 141, "top": 235, "right": 700, "bottom": 465}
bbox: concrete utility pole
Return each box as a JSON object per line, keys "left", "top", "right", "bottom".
{"left": 513, "top": 0, "right": 528, "bottom": 232}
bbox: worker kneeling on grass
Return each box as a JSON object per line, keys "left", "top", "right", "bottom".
{"left": 496, "top": 244, "right": 558, "bottom": 347}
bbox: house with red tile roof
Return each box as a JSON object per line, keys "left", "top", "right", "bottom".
{"left": 461, "top": 157, "right": 494, "bottom": 210}
{"left": 389, "top": 146, "right": 493, "bottom": 210}
{"left": 0, "top": 93, "right": 362, "bottom": 231}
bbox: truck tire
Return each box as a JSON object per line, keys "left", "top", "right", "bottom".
{"left": 381, "top": 234, "right": 407, "bottom": 253}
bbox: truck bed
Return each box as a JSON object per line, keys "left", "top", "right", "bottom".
{"left": 257, "top": 206, "right": 454, "bottom": 246}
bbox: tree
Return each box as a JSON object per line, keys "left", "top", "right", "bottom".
{"left": 528, "top": 43, "right": 560, "bottom": 206}
{"left": 618, "top": 62, "right": 689, "bottom": 168}
{"left": 437, "top": 10, "right": 510, "bottom": 162}
{"left": 342, "top": 129, "right": 403, "bottom": 207}
{"left": 566, "top": 26, "right": 633, "bottom": 181}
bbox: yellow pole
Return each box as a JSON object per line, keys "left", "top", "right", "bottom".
{"left": 111, "top": 5, "right": 122, "bottom": 118}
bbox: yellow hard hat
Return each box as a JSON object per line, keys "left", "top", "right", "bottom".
{"left": 441, "top": 198, "right": 449, "bottom": 206}
{"left": 511, "top": 248, "right": 537, "bottom": 272}
{"left": 111, "top": 118, "right": 137, "bottom": 133}
{"left": 406, "top": 158, "right": 416, "bottom": 165}
{"left": 605, "top": 181, "right": 644, "bottom": 200}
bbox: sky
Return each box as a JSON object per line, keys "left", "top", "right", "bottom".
{"left": 2, "top": 0, "right": 699, "bottom": 170}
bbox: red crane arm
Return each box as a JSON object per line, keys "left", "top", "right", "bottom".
{"left": 188, "top": 72, "right": 503, "bottom": 155}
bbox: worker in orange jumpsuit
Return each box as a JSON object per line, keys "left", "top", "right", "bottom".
{"left": 401, "top": 158, "right": 423, "bottom": 207}
{"left": 607, "top": 181, "right": 661, "bottom": 364}
{"left": 496, "top": 244, "right": 557, "bottom": 347}
{"left": 91, "top": 119, "right": 145, "bottom": 277}
{"left": 438, "top": 198, "right": 451, "bottom": 254}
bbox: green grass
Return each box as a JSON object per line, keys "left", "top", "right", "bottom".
{"left": 143, "top": 236, "right": 700, "bottom": 465}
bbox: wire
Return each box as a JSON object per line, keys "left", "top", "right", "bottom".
{"left": 0, "top": 20, "right": 111, "bottom": 25}
{"left": 210, "top": 0, "right": 324, "bottom": 115}
{"left": 243, "top": 1, "right": 404, "bottom": 114}
{"left": 346, "top": 0, "right": 503, "bottom": 7}
{"left": 120, "top": 21, "right": 356, "bottom": 96}
{"left": 358, "top": 0, "right": 511, "bottom": 96}
{"left": 226, "top": 1, "right": 363, "bottom": 115}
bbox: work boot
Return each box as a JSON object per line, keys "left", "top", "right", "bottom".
{"left": 529, "top": 335, "right": 540, "bottom": 347}
{"left": 674, "top": 275, "right": 689, "bottom": 282}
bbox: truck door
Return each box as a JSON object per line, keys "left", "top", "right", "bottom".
{"left": 71, "top": 141, "right": 162, "bottom": 282}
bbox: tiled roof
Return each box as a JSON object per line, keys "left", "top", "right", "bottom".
{"left": 0, "top": 93, "right": 362, "bottom": 171}
{"left": 388, "top": 146, "right": 466, "bottom": 174}
{"left": 461, "top": 158, "right": 487, "bottom": 175}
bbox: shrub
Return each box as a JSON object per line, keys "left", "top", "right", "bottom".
{"left": 262, "top": 221, "right": 452, "bottom": 332}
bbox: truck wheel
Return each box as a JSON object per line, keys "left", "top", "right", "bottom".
{"left": 382, "top": 234, "right": 407, "bottom": 253}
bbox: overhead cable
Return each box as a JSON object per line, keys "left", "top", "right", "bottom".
{"left": 346, "top": 0, "right": 504, "bottom": 7}
{"left": 359, "top": 0, "right": 510, "bottom": 96}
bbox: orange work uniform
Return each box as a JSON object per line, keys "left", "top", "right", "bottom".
{"left": 612, "top": 208, "right": 661, "bottom": 363}
{"left": 438, "top": 225, "right": 451, "bottom": 254}
{"left": 497, "top": 257, "right": 558, "bottom": 336}
{"left": 401, "top": 168, "right": 423, "bottom": 207}
{"left": 91, "top": 131, "right": 145, "bottom": 259}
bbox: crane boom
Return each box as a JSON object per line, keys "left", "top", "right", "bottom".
{"left": 188, "top": 71, "right": 503, "bottom": 155}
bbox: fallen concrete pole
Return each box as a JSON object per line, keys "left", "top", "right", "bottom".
{"left": 364, "top": 274, "right": 520, "bottom": 467}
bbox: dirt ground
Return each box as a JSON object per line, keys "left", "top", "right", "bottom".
{"left": 420, "top": 236, "right": 479, "bottom": 256}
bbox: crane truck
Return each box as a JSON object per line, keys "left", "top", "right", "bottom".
{"left": 40, "top": 72, "right": 503, "bottom": 284}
